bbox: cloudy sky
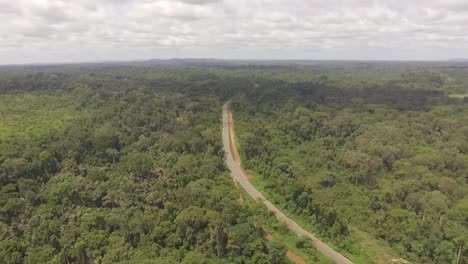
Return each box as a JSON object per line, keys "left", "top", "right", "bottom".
{"left": 0, "top": 0, "right": 467, "bottom": 64}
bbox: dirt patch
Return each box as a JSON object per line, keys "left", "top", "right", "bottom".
{"left": 238, "top": 195, "right": 244, "bottom": 205}
{"left": 227, "top": 104, "right": 241, "bottom": 165}
{"left": 227, "top": 103, "right": 253, "bottom": 180}
{"left": 287, "top": 251, "right": 307, "bottom": 264}
{"left": 262, "top": 228, "right": 274, "bottom": 241}
{"left": 262, "top": 228, "right": 308, "bottom": 264}
{"left": 241, "top": 169, "right": 254, "bottom": 180}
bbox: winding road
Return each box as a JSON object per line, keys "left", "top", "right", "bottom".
{"left": 222, "top": 101, "right": 353, "bottom": 264}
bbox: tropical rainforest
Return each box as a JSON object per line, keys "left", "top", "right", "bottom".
{"left": 0, "top": 60, "right": 467, "bottom": 264}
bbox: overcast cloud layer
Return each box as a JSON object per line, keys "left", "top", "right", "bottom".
{"left": 0, "top": 0, "right": 467, "bottom": 64}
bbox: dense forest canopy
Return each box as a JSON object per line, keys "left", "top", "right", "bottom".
{"left": 0, "top": 60, "right": 467, "bottom": 264}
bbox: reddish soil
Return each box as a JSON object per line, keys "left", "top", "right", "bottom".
{"left": 263, "top": 228, "right": 274, "bottom": 241}
{"left": 287, "top": 251, "right": 307, "bottom": 264}
{"left": 227, "top": 104, "right": 241, "bottom": 165}
{"left": 262, "top": 228, "right": 308, "bottom": 264}
{"left": 227, "top": 104, "right": 253, "bottom": 180}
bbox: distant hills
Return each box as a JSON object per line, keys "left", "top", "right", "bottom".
{"left": 450, "top": 58, "right": 468, "bottom": 62}
{"left": 3, "top": 58, "right": 468, "bottom": 69}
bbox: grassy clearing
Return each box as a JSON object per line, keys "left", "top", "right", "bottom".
{"left": 352, "top": 228, "right": 398, "bottom": 264}
{"left": 448, "top": 93, "right": 468, "bottom": 98}
{"left": 0, "top": 94, "right": 81, "bottom": 139}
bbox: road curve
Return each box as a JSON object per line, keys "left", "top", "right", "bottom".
{"left": 222, "top": 101, "right": 353, "bottom": 264}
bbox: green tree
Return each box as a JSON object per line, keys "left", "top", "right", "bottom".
{"left": 126, "top": 152, "right": 154, "bottom": 181}
{"left": 39, "top": 150, "right": 58, "bottom": 175}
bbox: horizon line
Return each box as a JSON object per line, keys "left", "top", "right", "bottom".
{"left": 0, "top": 57, "right": 467, "bottom": 67}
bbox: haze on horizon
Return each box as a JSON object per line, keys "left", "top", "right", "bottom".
{"left": 0, "top": 0, "right": 467, "bottom": 65}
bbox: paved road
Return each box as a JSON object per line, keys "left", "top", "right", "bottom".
{"left": 222, "top": 101, "right": 353, "bottom": 264}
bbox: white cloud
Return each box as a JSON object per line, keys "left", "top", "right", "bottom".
{"left": 0, "top": 0, "right": 467, "bottom": 64}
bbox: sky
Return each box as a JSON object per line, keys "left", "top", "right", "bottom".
{"left": 0, "top": 0, "right": 467, "bottom": 64}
